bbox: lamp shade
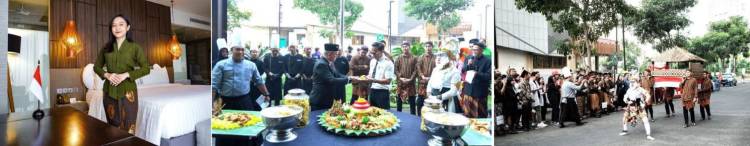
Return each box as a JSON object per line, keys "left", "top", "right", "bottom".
{"left": 8, "top": 34, "right": 21, "bottom": 53}
{"left": 168, "top": 34, "right": 182, "bottom": 60}
{"left": 61, "top": 20, "right": 82, "bottom": 58}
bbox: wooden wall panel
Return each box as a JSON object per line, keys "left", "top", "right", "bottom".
{"left": 76, "top": 2, "right": 97, "bottom": 66}
{"left": 96, "top": 26, "right": 109, "bottom": 57}
{"left": 146, "top": 2, "right": 160, "bottom": 18}
{"left": 95, "top": 0, "right": 113, "bottom": 26}
{"left": 76, "top": 0, "right": 96, "bottom": 5}
{"left": 159, "top": 5, "right": 171, "bottom": 34}
{"left": 51, "top": 0, "right": 173, "bottom": 69}
{"left": 116, "top": 0, "right": 132, "bottom": 21}
{"left": 131, "top": 0, "right": 146, "bottom": 31}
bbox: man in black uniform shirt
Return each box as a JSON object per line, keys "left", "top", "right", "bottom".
{"left": 263, "top": 47, "right": 286, "bottom": 106}
{"left": 301, "top": 47, "right": 315, "bottom": 93}
{"left": 284, "top": 45, "right": 305, "bottom": 95}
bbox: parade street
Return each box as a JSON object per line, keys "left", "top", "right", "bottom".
{"left": 496, "top": 83, "right": 750, "bottom": 146}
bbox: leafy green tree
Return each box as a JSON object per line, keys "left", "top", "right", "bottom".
{"left": 227, "top": 0, "right": 252, "bottom": 31}
{"left": 404, "top": 0, "right": 471, "bottom": 40}
{"left": 603, "top": 42, "right": 640, "bottom": 71}
{"left": 689, "top": 16, "right": 750, "bottom": 73}
{"left": 515, "top": 0, "right": 636, "bottom": 70}
{"left": 391, "top": 42, "right": 425, "bottom": 57}
{"left": 629, "top": 0, "right": 696, "bottom": 52}
{"left": 294, "top": 0, "right": 363, "bottom": 43}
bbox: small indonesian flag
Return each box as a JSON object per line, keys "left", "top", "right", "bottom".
{"left": 654, "top": 76, "right": 683, "bottom": 88}
{"left": 29, "top": 63, "right": 44, "bottom": 103}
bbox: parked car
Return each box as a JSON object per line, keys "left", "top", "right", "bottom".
{"left": 722, "top": 73, "right": 737, "bottom": 87}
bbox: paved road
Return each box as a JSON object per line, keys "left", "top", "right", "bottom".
{"left": 495, "top": 83, "right": 750, "bottom": 146}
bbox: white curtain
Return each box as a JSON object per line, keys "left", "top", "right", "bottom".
{"left": 8, "top": 28, "right": 50, "bottom": 112}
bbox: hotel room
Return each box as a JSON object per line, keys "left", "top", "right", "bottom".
{"left": 2, "top": 0, "right": 212, "bottom": 146}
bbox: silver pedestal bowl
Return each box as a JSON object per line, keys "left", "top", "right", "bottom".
{"left": 423, "top": 112, "right": 469, "bottom": 146}
{"left": 261, "top": 105, "right": 304, "bottom": 143}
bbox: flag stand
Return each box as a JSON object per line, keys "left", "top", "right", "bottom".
{"left": 33, "top": 100, "right": 44, "bottom": 120}
{"left": 31, "top": 60, "right": 45, "bottom": 120}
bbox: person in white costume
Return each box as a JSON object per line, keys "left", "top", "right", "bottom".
{"left": 620, "top": 76, "right": 655, "bottom": 140}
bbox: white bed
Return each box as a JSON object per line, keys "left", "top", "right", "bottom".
{"left": 82, "top": 64, "right": 211, "bottom": 145}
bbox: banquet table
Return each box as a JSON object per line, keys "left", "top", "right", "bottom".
{"left": 213, "top": 109, "right": 492, "bottom": 146}
{"left": 262, "top": 110, "right": 430, "bottom": 146}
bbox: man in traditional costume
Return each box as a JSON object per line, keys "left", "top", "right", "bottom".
{"left": 699, "top": 71, "right": 713, "bottom": 120}
{"left": 619, "top": 76, "right": 655, "bottom": 140}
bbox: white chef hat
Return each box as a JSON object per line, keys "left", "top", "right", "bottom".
{"left": 561, "top": 67, "right": 573, "bottom": 78}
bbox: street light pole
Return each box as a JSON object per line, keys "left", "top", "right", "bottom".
{"left": 278, "top": 0, "right": 282, "bottom": 48}
{"left": 482, "top": 4, "right": 490, "bottom": 41}
{"left": 388, "top": 0, "right": 393, "bottom": 52}
{"left": 339, "top": 0, "right": 345, "bottom": 46}
{"left": 622, "top": 14, "right": 627, "bottom": 71}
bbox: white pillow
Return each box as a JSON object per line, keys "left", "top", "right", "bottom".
{"left": 139, "top": 65, "right": 157, "bottom": 86}
{"left": 142, "top": 64, "right": 169, "bottom": 85}
{"left": 82, "top": 64, "right": 105, "bottom": 90}
{"left": 158, "top": 65, "right": 170, "bottom": 84}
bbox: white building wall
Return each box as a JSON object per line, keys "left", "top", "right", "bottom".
{"left": 495, "top": 0, "right": 548, "bottom": 54}
{"left": 497, "top": 47, "right": 530, "bottom": 72}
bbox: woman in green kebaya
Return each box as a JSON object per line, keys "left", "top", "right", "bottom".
{"left": 94, "top": 14, "right": 150, "bottom": 134}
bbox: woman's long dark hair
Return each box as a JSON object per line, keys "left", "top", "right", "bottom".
{"left": 104, "top": 14, "right": 133, "bottom": 53}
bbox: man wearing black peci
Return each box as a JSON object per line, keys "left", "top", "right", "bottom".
{"left": 310, "top": 44, "right": 358, "bottom": 110}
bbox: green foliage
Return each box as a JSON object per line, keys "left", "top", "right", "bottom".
{"left": 630, "top": 0, "right": 696, "bottom": 52}
{"left": 602, "top": 42, "right": 640, "bottom": 71}
{"left": 515, "top": 0, "right": 635, "bottom": 69}
{"left": 437, "top": 12, "right": 461, "bottom": 32}
{"left": 227, "top": 0, "right": 252, "bottom": 31}
{"left": 639, "top": 58, "right": 651, "bottom": 72}
{"left": 390, "top": 42, "right": 426, "bottom": 57}
{"left": 689, "top": 16, "right": 750, "bottom": 72}
{"left": 554, "top": 39, "right": 574, "bottom": 56}
{"left": 516, "top": 0, "right": 633, "bottom": 42}
{"left": 294, "top": 0, "right": 364, "bottom": 41}
{"left": 404, "top": 0, "right": 471, "bottom": 38}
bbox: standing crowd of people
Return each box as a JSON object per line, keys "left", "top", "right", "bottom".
{"left": 495, "top": 64, "right": 715, "bottom": 140}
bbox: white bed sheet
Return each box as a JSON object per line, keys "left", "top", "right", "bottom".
{"left": 86, "top": 83, "right": 211, "bottom": 145}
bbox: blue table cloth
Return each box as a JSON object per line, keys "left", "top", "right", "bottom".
{"left": 262, "top": 110, "right": 430, "bottom": 146}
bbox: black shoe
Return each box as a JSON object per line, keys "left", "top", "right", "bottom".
{"left": 576, "top": 122, "right": 585, "bottom": 126}
{"left": 708, "top": 116, "right": 712, "bottom": 120}
{"left": 684, "top": 124, "right": 689, "bottom": 128}
{"left": 560, "top": 125, "right": 566, "bottom": 128}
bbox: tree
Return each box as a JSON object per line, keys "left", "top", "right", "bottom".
{"left": 404, "top": 0, "right": 471, "bottom": 40}
{"left": 294, "top": 0, "right": 363, "bottom": 43}
{"left": 227, "top": 0, "right": 252, "bottom": 31}
{"left": 630, "top": 0, "right": 696, "bottom": 52}
{"left": 689, "top": 16, "right": 750, "bottom": 73}
{"left": 515, "top": 0, "right": 636, "bottom": 70}
{"left": 603, "top": 42, "right": 640, "bottom": 71}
